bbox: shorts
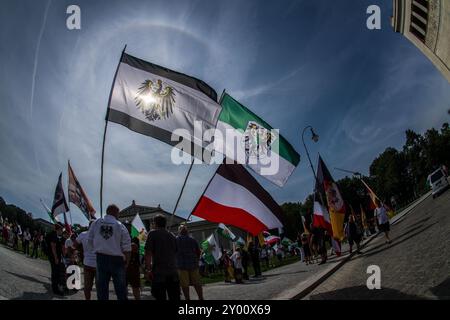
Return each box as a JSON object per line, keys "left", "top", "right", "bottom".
{"left": 84, "top": 266, "right": 96, "bottom": 292}
{"left": 379, "top": 222, "right": 390, "bottom": 232}
{"left": 178, "top": 269, "right": 201, "bottom": 287}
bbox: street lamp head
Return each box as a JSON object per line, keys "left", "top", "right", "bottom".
{"left": 310, "top": 128, "right": 319, "bottom": 142}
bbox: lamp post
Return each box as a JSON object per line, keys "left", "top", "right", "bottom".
{"left": 301, "top": 125, "right": 320, "bottom": 183}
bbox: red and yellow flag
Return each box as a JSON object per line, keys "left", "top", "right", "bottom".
{"left": 316, "top": 156, "right": 346, "bottom": 241}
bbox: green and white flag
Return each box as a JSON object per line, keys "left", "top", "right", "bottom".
{"left": 131, "top": 213, "right": 147, "bottom": 255}
{"left": 217, "top": 223, "right": 237, "bottom": 241}
{"left": 201, "top": 233, "right": 222, "bottom": 264}
{"left": 213, "top": 93, "right": 300, "bottom": 187}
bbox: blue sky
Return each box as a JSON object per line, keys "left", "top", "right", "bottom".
{"left": 1, "top": 0, "right": 449, "bottom": 226}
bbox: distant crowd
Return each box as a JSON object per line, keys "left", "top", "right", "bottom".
{"left": 1, "top": 217, "right": 45, "bottom": 258}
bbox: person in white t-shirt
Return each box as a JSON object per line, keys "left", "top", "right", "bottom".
{"left": 88, "top": 204, "right": 131, "bottom": 300}
{"left": 76, "top": 221, "right": 97, "bottom": 300}
{"left": 374, "top": 199, "right": 391, "bottom": 244}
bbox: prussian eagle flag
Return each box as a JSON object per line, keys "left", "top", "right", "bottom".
{"left": 191, "top": 163, "right": 284, "bottom": 236}
{"left": 107, "top": 52, "right": 222, "bottom": 160}
{"left": 213, "top": 93, "right": 300, "bottom": 187}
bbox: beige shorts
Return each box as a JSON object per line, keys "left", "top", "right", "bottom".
{"left": 178, "top": 269, "right": 201, "bottom": 287}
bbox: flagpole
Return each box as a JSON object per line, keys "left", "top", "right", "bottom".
{"left": 170, "top": 89, "right": 226, "bottom": 227}
{"left": 168, "top": 157, "right": 195, "bottom": 229}
{"left": 67, "top": 160, "right": 74, "bottom": 227}
{"left": 100, "top": 44, "right": 127, "bottom": 218}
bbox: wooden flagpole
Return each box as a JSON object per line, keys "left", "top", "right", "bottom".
{"left": 100, "top": 44, "right": 127, "bottom": 218}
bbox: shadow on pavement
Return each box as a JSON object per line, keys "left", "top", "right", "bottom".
{"left": 309, "top": 285, "right": 427, "bottom": 300}
{"left": 5, "top": 270, "right": 78, "bottom": 300}
{"left": 353, "top": 222, "right": 437, "bottom": 260}
{"left": 430, "top": 277, "right": 450, "bottom": 300}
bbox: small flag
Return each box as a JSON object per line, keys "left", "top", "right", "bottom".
{"left": 236, "top": 237, "right": 246, "bottom": 246}
{"left": 108, "top": 52, "right": 222, "bottom": 160}
{"left": 360, "top": 203, "right": 368, "bottom": 230}
{"left": 68, "top": 162, "right": 96, "bottom": 220}
{"left": 201, "top": 233, "right": 222, "bottom": 264}
{"left": 51, "top": 173, "right": 71, "bottom": 232}
{"left": 217, "top": 223, "right": 237, "bottom": 241}
{"left": 264, "top": 235, "right": 281, "bottom": 246}
{"left": 131, "top": 213, "right": 147, "bottom": 255}
{"left": 40, "top": 199, "right": 56, "bottom": 223}
{"left": 257, "top": 232, "right": 266, "bottom": 247}
{"left": 316, "top": 156, "right": 346, "bottom": 241}
{"left": 213, "top": 93, "right": 300, "bottom": 187}
{"left": 191, "top": 163, "right": 284, "bottom": 236}
{"left": 312, "top": 200, "right": 333, "bottom": 235}
{"left": 361, "top": 179, "right": 395, "bottom": 217}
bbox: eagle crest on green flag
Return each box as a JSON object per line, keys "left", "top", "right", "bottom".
{"left": 131, "top": 213, "right": 147, "bottom": 255}
{"left": 201, "top": 233, "right": 222, "bottom": 264}
{"left": 217, "top": 223, "right": 237, "bottom": 241}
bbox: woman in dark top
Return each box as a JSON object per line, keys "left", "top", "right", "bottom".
{"left": 127, "top": 237, "right": 141, "bottom": 300}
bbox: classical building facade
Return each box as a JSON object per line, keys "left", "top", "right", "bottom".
{"left": 33, "top": 218, "right": 54, "bottom": 232}
{"left": 117, "top": 200, "right": 247, "bottom": 250}
{"left": 118, "top": 200, "right": 186, "bottom": 233}
{"left": 391, "top": 0, "right": 450, "bottom": 82}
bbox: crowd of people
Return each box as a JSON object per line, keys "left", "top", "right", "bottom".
{"left": 297, "top": 199, "right": 392, "bottom": 266}
{"left": 42, "top": 205, "right": 206, "bottom": 300}
{"left": 0, "top": 217, "right": 45, "bottom": 259}
{"left": 1, "top": 199, "right": 393, "bottom": 300}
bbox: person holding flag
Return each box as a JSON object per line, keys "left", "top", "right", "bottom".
{"left": 375, "top": 199, "right": 392, "bottom": 244}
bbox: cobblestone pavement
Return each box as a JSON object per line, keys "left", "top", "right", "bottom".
{"left": 305, "top": 188, "right": 450, "bottom": 300}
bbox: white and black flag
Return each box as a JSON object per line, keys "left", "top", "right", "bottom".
{"left": 107, "top": 52, "right": 222, "bottom": 160}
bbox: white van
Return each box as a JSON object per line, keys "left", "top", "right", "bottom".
{"left": 427, "top": 167, "right": 449, "bottom": 198}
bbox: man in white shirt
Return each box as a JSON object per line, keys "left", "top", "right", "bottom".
{"left": 76, "top": 221, "right": 97, "bottom": 300}
{"left": 374, "top": 199, "right": 391, "bottom": 244}
{"left": 88, "top": 204, "right": 131, "bottom": 300}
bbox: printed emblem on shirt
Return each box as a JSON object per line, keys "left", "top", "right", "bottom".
{"left": 100, "top": 225, "right": 113, "bottom": 240}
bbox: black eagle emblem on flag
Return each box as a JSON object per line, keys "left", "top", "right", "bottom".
{"left": 100, "top": 225, "right": 113, "bottom": 240}
{"left": 134, "top": 79, "right": 176, "bottom": 121}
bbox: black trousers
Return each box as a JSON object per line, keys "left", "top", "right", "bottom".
{"left": 252, "top": 259, "right": 261, "bottom": 276}
{"left": 49, "top": 262, "right": 64, "bottom": 293}
{"left": 23, "top": 240, "right": 30, "bottom": 255}
{"left": 151, "top": 274, "right": 180, "bottom": 301}
{"left": 31, "top": 243, "right": 39, "bottom": 258}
